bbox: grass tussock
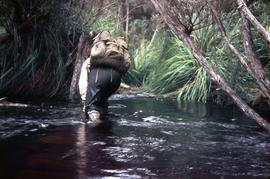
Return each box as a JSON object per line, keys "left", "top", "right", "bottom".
{"left": 0, "top": 0, "right": 107, "bottom": 99}
{"left": 0, "top": 0, "right": 269, "bottom": 104}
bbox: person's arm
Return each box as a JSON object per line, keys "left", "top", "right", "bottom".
{"left": 79, "top": 57, "right": 91, "bottom": 103}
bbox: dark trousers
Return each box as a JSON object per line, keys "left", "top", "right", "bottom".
{"left": 85, "top": 67, "right": 121, "bottom": 115}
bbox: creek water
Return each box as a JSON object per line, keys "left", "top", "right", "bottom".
{"left": 0, "top": 95, "right": 270, "bottom": 179}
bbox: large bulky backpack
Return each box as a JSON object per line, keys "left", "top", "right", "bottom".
{"left": 90, "top": 31, "right": 130, "bottom": 74}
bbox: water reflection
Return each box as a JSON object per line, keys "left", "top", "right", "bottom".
{"left": 75, "top": 124, "right": 87, "bottom": 179}
{"left": 0, "top": 97, "right": 270, "bottom": 178}
{"left": 176, "top": 100, "right": 207, "bottom": 119}
{"left": 13, "top": 121, "right": 121, "bottom": 179}
{"left": 73, "top": 121, "right": 125, "bottom": 178}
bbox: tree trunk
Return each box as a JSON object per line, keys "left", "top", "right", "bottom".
{"left": 206, "top": 0, "right": 270, "bottom": 101}
{"left": 117, "top": 0, "right": 125, "bottom": 30}
{"left": 241, "top": 11, "right": 270, "bottom": 102}
{"left": 69, "top": 32, "right": 91, "bottom": 102}
{"left": 237, "top": 0, "right": 270, "bottom": 43}
{"left": 237, "top": 0, "right": 270, "bottom": 100}
{"left": 125, "top": 0, "right": 129, "bottom": 41}
{"left": 149, "top": 0, "right": 270, "bottom": 132}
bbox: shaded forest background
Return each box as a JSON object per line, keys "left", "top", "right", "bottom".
{"left": 0, "top": 0, "right": 270, "bottom": 108}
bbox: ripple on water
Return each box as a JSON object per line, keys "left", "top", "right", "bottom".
{"left": 117, "top": 115, "right": 178, "bottom": 129}
{"left": 108, "top": 104, "right": 127, "bottom": 109}
{"left": 100, "top": 167, "right": 157, "bottom": 178}
{"left": 1, "top": 98, "right": 270, "bottom": 178}
{"left": 142, "top": 116, "right": 170, "bottom": 124}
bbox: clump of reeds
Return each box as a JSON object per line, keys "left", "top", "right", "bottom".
{"left": 127, "top": 10, "right": 268, "bottom": 104}
{"left": 0, "top": 0, "right": 106, "bottom": 99}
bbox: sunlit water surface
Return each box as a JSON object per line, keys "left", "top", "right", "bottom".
{"left": 0, "top": 96, "right": 270, "bottom": 179}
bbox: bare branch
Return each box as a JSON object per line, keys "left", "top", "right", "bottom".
{"left": 206, "top": 0, "right": 270, "bottom": 101}
{"left": 149, "top": 0, "right": 270, "bottom": 132}
{"left": 237, "top": 0, "right": 270, "bottom": 43}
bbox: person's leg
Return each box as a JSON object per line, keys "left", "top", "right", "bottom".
{"left": 84, "top": 67, "right": 121, "bottom": 121}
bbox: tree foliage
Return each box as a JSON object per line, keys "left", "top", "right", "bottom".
{"left": 148, "top": 0, "right": 270, "bottom": 131}
{"left": 0, "top": 0, "right": 111, "bottom": 98}
{"left": 0, "top": 0, "right": 269, "bottom": 107}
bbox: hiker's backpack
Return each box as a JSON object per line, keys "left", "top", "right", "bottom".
{"left": 90, "top": 31, "right": 130, "bottom": 74}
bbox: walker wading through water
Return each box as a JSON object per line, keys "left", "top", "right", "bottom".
{"left": 90, "top": 31, "right": 130, "bottom": 74}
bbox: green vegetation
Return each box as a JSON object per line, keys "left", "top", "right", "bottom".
{"left": 126, "top": 17, "right": 259, "bottom": 103}
{"left": 0, "top": 0, "right": 103, "bottom": 98}
{"left": 0, "top": 0, "right": 269, "bottom": 105}
{"left": 124, "top": 1, "right": 270, "bottom": 104}
{"left": 0, "top": 27, "right": 6, "bottom": 36}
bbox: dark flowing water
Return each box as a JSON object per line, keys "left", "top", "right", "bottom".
{"left": 0, "top": 95, "right": 270, "bottom": 179}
